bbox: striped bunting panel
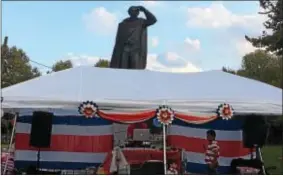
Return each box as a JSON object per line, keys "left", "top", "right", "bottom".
{"left": 15, "top": 110, "right": 113, "bottom": 170}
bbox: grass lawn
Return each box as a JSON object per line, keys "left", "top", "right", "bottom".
{"left": 1, "top": 143, "right": 9, "bottom": 152}
{"left": 1, "top": 143, "right": 9, "bottom": 148}
{"left": 262, "top": 145, "right": 283, "bottom": 175}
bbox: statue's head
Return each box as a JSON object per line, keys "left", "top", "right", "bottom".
{"left": 128, "top": 6, "right": 139, "bottom": 18}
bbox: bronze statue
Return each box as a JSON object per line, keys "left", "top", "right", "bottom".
{"left": 110, "top": 6, "right": 157, "bottom": 69}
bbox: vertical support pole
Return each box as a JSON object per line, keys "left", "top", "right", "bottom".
{"left": 163, "top": 124, "right": 167, "bottom": 175}
{"left": 37, "top": 148, "right": 41, "bottom": 170}
{"left": 255, "top": 146, "right": 266, "bottom": 175}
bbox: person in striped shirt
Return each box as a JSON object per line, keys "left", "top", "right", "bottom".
{"left": 204, "top": 130, "right": 220, "bottom": 174}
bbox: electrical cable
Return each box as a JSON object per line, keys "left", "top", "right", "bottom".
{"left": 28, "top": 59, "right": 52, "bottom": 70}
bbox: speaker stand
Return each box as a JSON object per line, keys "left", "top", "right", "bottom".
{"left": 255, "top": 145, "right": 266, "bottom": 174}
{"left": 36, "top": 148, "right": 41, "bottom": 171}
{"left": 250, "top": 148, "right": 254, "bottom": 159}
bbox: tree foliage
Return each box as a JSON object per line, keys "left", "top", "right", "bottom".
{"left": 222, "top": 67, "right": 237, "bottom": 74}
{"left": 1, "top": 37, "right": 41, "bottom": 88}
{"left": 52, "top": 60, "right": 73, "bottom": 72}
{"left": 245, "top": 0, "right": 283, "bottom": 55}
{"left": 94, "top": 59, "right": 109, "bottom": 68}
{"left": 223, "top": 50, "right": 281, "bottom": 88}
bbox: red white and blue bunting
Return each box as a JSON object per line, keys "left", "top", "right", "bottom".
{"left": 78, "top": 102, "right": 234, "bottom": 124}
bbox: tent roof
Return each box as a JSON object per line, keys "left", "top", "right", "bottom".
{"left": 2, "top": 66, "right": 282, "bottom": 115}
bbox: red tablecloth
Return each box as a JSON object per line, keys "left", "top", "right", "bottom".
{"left": 102, "top": 148, "right": 181, "bottom": 174}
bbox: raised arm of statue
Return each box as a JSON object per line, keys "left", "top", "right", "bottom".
{"left": 138, "top": 6, "right": 157, "bottom": 27}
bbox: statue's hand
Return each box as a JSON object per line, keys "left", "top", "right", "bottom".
{"left": 137, "top": 6, "right": 145, "bottom": 12}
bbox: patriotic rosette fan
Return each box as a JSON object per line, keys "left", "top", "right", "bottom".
{"left": 217, "top": 103, "right": 234, "bottom": 120}
{"left": 78, "top": 101, "right": 98, "bottom": 118}
{"left": 156, "top": 105, "right": 174, "bottom": 125}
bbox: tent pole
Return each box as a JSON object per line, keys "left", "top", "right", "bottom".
{"left": 3, "top": 113, "right": 17, "bottom": 174}
{"left": 163, "top": 124, "right": 167, "bottom": 175}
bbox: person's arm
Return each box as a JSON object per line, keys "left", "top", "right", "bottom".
{"left": 138, "top": 6, "right": 157, "bottom": 27}
{"left": 211, "top": 145, "right": 220, "bottom": 167}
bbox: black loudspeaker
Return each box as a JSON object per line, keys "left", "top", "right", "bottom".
{"left": 30, "top": 111, "right": 53, "bottom": 148}
{"left": 242, "top": 115, "right": 267, "bottom": 148}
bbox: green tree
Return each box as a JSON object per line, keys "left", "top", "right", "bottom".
{"left": 52, "top": 60, "right": 73, "bottom": 72}
{"left": 222, "top": 50, "right": 281, "bottom": 88}
{"left": 1, "top": 37, "right": 41, "bottom": 88}
{"left": 222, "top": 67, "right": 237, "bottom": 74}
{"left": 245, "top": 0, "right": 283, "bottom": 55}
{"left": 1, "top": 122, "right": 7, "bottom": 135}
{"left": 240, "top": 50, "right": 281, "bottom": 87}
{"left": 1, "top": 113, "right": 15, "bottom": 143}
{"left": 94, "top": 59, "right": 109, "bottom": 68}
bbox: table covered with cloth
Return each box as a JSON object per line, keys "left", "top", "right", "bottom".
{"left": 101, "top": 148, "right": 182, "bottom": 174}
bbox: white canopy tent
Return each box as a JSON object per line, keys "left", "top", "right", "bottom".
{"left": 1, "top": 66, "right": 282, "bottom": 174}
{"left": 1, "top": 66, "right": 282, "bottom": 115}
